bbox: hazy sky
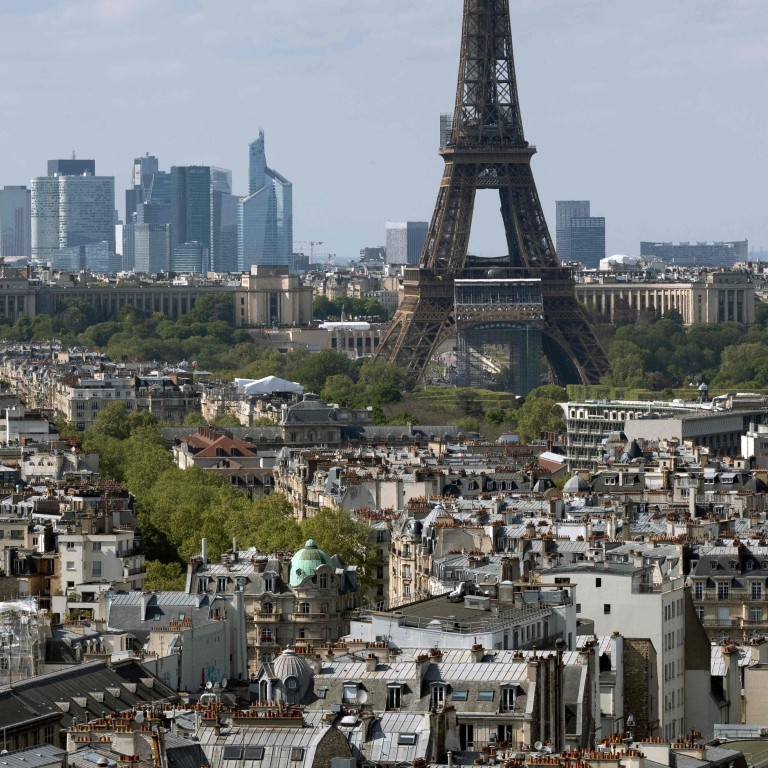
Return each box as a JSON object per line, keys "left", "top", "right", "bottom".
{"left": 1, "top": 0, "right": 767, "bottom": 260}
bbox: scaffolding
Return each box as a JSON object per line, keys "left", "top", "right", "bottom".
{"left": 453, "top": 279, "right": 544, "bottom": 395}
{"left": 0, "top": 598, "right": 45, "bottom": 685}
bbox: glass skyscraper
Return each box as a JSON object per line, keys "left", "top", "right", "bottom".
{"left": 0, "top": 186, "right": 31, "bottom": 258}
{"left": 555, "top": 200, "right": 605, "bottom": 268}
{"left": 238, "top": 130, "right": 293, "bottom": 271}
{"left": 170, "top": 165, "right": 211, "bottom": 273}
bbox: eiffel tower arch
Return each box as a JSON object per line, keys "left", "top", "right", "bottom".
{"left": 375, "top": 0, "right": 608, "bottom": 389}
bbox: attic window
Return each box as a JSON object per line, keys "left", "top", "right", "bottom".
{"left": 291, "top": 748, "right": 304, "bottom": 761}
{"left": 710, "top": 561, "right": 718, "bottom": 570}
{"left": 223, "top": 747, "right": 243, "bottom": 760}
{"left": 243, "top": 748, "right": 264, "bottom": 761}
{"left": 729, "top": 561, "right": 737, "bottom": 571}
{"left": 398, "top": 734, "right": 418, "bottom": 745}
{"left": 477, "top": 690, "right": 494, "bottom": 702}
{"left": 451, "top": 690, "right": 468, "bottom": 701}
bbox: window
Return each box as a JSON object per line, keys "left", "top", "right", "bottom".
{"left": 343, "top": 683, "right": 359, "bottom": 704}
{"left": 223, "top": 747, "right": 243, "bottom": 760}
{"left": 398, "top": 734, "right": 418, "bottom": 746}
{"left": 197, "top": 577, "right": 207, "bottom": 593}
{"left": 44, "top": 726, "right": 54, "bottom": 745}
{"left": 299, "top": 602, "right": 310, "bottom": 614}
{"left": 747, "top": 561, "right": 754, "bottom": 571}
{"left": 693, "top": 583, "right": 703, "bottom": 600}
{"left": 316, "top": 687, "right": 328, "bottom": 699}
{"left": 387, "top": 684, "right": 402, "bottom": 710}
{"left": 595, "top": 578, "right": 602, "bottom": 588}
{"left": 452, "top": 690, "right": 468, "bottom": 701}
{"left": 576, "top": 603, "right": 581, "bottom": 613}
{"left": 290, "top": 748, "right": 304, "bottom": 762}
{"left": 319, "top": 573, "right": 328, "bottom": 589}
{"left": 729, "top": 561, "right": 737, "bottom": 571}
{"left": 431, "top": 684, "right": 445, "bottom": 708}
{"left": 752, "top": 583, "right": 763, "bottom": 601}
{"left": 243, "top": 748, "right": 264, "bottom": 761}
{"left": 710, "top": 561, "right": 718, "bottom": 570}
{"left": 695, "top": 606, "right": 704, "bottom": 620}
{"left": 717, "top": 583, "right": 730, "bottom": 600}
{"left": 217, "top": 577, "right": 227, "bottom": 592}
{"left": 404, "top": 584, "right": 411, "bottom": 597}
{"left": 92, "top": 561, "right": 102, "bottom": 577}
{"left": 749, "top": 607, "right": 763, "bottom": 623}
{"left": 604, "top": 604, "right": 611, "bottom": 614}
{"left": 501, "top": 686, "right": 517, "bottom": 711}
{"left": 66, "top": 561, "right": 75, "bottom": 571}
{"left": 92, "top": 541, "right": 102, "bottom": 551}
{"left": 477, "top": 690, "right": 494, "bottom": 702}
{"left": 66, "top": 541, "right": 76, "bottom": 550}
{"left": 264, "top": 575, "right": 274, "bottom": 592}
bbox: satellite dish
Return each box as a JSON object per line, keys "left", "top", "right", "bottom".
{"left": 205, "top": 681, "right": 213, "bottom": 690}
{"left": 534, "top": 742, "right": 543, "bottom": 751}
{"left": 221, "top": 678, "right": 228, "bottom": 688}
{"left": 134, "top": 711, "right": 145, "bottom": 724}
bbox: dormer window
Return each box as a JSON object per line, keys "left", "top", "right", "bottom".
{"left": 710, "top": 561, "right": 718, "bottom": 570}
{"left": 343, "top": 682, "right": 359, "bottom": 704}
{"left": 264, "top": 575, "right": 274, "bottom": 592}
{"left": 729, "top": 561, "right": 737, "bottom": 571}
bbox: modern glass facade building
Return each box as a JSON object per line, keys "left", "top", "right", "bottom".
{"left": 171, "top": 165, "right": 211, "bottom": 273}
{"left": 31, "top": 161, "right": 115, "bottom": 267}
{"left": 639, "top": 240, "right": 747, "bottom": 268}
{"left": 58, "top": 175, "right": 115, "bottom": 252}
{"left": 0, "top": 186, "right": 31, "bottom": 258}
{"left": 134, "top": 223, "right": 171, "bottom": 274}
{"left": 238, "top": 130, "right": 293, "bottom": 271}
{"left": 555, "top": 200, "right": 605, "bottom": 268}
{"left": 385, "top": 221, "right": 428, "bottom": 266}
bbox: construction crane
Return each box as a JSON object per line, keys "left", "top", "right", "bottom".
{"left": 296, "top": 241, "right": 323, "bottom": 263}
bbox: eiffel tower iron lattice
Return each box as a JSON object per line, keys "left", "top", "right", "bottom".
{"left": 375, "top": 0, "right": 608, "bottom": 387}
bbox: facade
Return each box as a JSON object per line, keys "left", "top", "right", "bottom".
{"left": 30, "top": 176, "right": 60, "bottom": 262}
{"left": 57, "top": 174, "right": 115, "bottom": 252}
{"left": 170, "top": 165, "right": 211, "bottom": 272}
{"left": 185, "top": 539, "right": 359, "bottom": 673}
{"left": 133, "top": 222, "right": 171, "bottom": 273}
{"left": 556, "top": 201, "right": 605, "bottom": 268}
{"left": 125, "top": 153, "right": 159, "bottom": 220}
{"left": 385, "top": 220, "right": 428, "bottom": 266}
{"left": 540, "top": 560, "right": 687, "bottom": 740}
{"left": 237, "top": 264, "right": 313, "bottom": 326}
{"left": 47, "top": 158, "right": 95, "bottom": 177}
{"left": 0, "top": 186, "right": 31, "bottom": 258}
{"left": 576, "top": 271, "right": 755, "bottom": 325}
{"left": 641, "top": 240, "right": 748, "bottom": 267}
{"left": 238, "top": 130, "right": 293, "bottom": 271}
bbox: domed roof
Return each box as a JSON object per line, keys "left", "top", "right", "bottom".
{"left": 563, "top": 475, "right": 591, "bottom": 493}
{"left": 290, "top": 539, "right": 334, "bottom": 586}
{"left": 272, "top": 648, "right": 313, "bottom": 702}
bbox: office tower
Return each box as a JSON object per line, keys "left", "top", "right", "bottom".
{"left": 0, "top": 186, "right": 31, "bottom": 258}
{"left": 639, "top": 240, "right": 747, "bottom": 268}
{"left": 209, "top": 166, "right": 239, "bottom": 273}
{"left": 238, "top": 130, "right": 293, "bottom": 271}
{"left": 385, "top": 221, "right": 428, "bottom": 266}
{"left": 58, "top": 175, "right": 115, "bottom": 252}
{"left": 47, "top": 158, "right": 95, "bottom": 177}
{"left": 134, "top": 223, "right": 171, "bottom": 273}
{"left": 172, "top": 241, "right": 206, "bottom": 274}
{"left": 555, "top": 201, "right": 605, "bottom": 268}
{"left": 30, "top": 177, "right": 61, "bottom": 262}
{"left": 126, "top": 154, "right": 160, "bottom": 220}
{"left": 31, "top": 160, "right": 115, "bottom": 268}
{"left": 170, "top": 165, "right": 211, "bottom": 273}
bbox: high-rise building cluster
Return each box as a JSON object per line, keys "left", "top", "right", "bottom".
{"left": 0, "top": 132, "right": 293, "bottom": 275}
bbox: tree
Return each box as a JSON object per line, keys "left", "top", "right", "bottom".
{"left": 320, "top": 374, "right": 358, "bottom": 407}
{"left": 226, "top": 494, "right": 303, "bottom": 554}
{"left": 300, "top": 508, "right": 380, "bottom": 589}
{"left": 144, "top": 560, "right": 186, "bottom": 591}
{"left": 515, "top": 397, "right": 564, "bottom": 442}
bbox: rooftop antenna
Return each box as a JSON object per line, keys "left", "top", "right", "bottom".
{"left": 71, "top": 149, "right": 76, "bottom": 160}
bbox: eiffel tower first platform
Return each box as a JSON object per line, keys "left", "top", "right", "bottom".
{"left": 375, "top": 0, "right": 608, "bottom": 390}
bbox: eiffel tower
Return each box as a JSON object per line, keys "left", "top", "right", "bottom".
{"left": 375, "top": 0, "right": 608, "bottom": 387}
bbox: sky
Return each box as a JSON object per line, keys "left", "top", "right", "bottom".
{"left": 0, "top": 0, "right": 767, "bottom": 261}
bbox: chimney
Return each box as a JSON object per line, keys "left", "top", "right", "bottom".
{"left": 365, "top": 653, "right": 378, "bottom": 672}
{"left": 232, "top": 537, "right": 238, "bottom": 562}
{"left": 201, "top": 538, "right": 208, "bottom": 565}
{"left": 471, "top": 643, "right": 485, "bottom": 663}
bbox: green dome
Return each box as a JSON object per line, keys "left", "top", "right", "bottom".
{"left": 290, "top": 539, "right": 334, "bottom": 587}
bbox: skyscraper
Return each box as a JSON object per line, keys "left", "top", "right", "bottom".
{"left": 0, "top": 186, "right": 31, "bottom": 258}
{"left": 385, "top": 221, "right": 428, "bottom": 266}
{"left": 238, "top": 130, "right": 293, "bottom": 271}
{"left": 31, "top": 159, "right": 115, "bottom": 269}
{"left": 170, "top": 165, "right": 211, "bottom": 273}
{"left": 125, "top": 154, "right": 160, "bottom": 220}
{"left": 210, "top": 167, "right": 239, "bottom": 273}
{"left": 555, "top": 201, "right": 605, "bottom": 268}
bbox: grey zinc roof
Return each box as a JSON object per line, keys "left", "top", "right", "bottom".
{"left": 0, "top": 745, "right": 67, "bottom": 768}
{"left": 364, "top": 713, "right": 430, "bottom": 764}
